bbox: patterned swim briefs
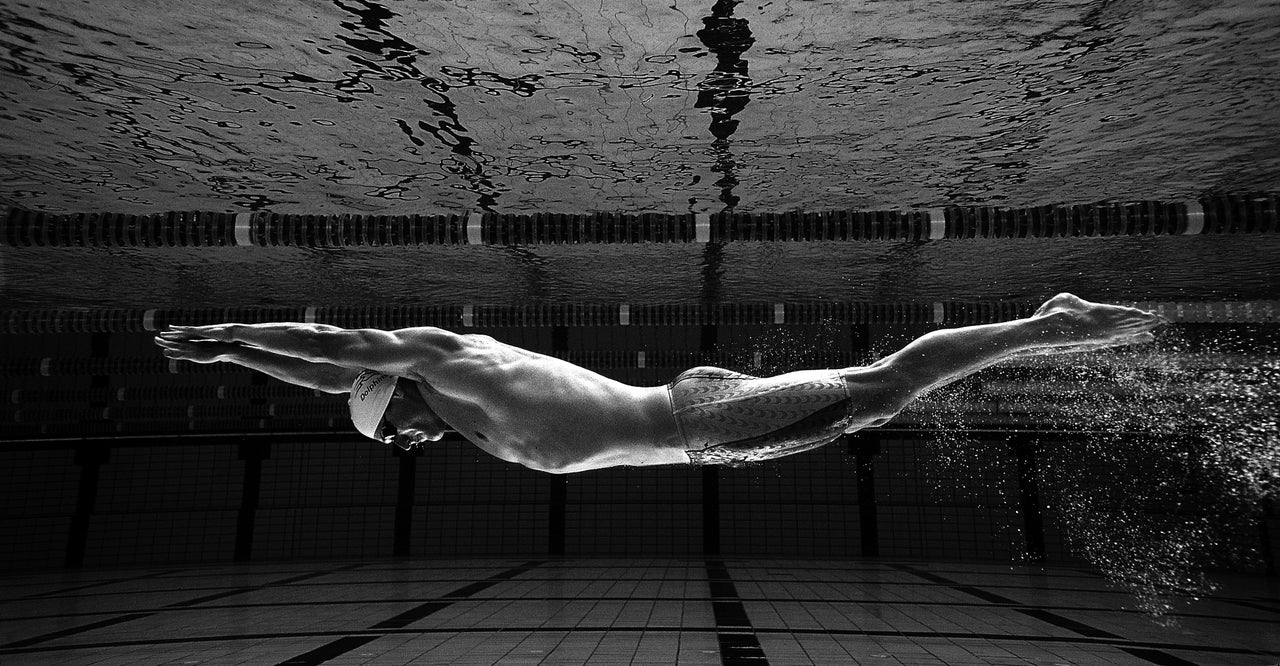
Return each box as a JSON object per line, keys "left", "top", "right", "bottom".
{"left": 668, "top": 366, "right": 854, "bottom": 466}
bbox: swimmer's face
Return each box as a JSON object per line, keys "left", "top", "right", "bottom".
{"left": 377, "top": 379, "right": 446, "bottom": 450}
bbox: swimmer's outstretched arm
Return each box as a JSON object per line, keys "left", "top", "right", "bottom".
{"left": 159, "top": 323, "right": 450, "bottom": 376}
{"left": 154, "top": 335, "right": 360, "bottom": 394}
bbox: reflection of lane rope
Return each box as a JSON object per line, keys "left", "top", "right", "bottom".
{"left": 5, "top": 194, "right": 1276, "bottom": 246}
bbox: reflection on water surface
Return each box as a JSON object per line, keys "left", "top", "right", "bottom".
{"left": 1, "top": 0, "right": 1278, "bottom": 214}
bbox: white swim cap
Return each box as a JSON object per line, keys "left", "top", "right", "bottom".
{"left": 349, "top": 370, "right": 398, "bottom": 441}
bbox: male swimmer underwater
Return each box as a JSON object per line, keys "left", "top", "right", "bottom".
{"left": 155, "top": 293, "right": 1164, "bottom": 473}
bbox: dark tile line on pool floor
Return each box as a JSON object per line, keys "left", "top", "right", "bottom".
{"left": 6, "top": 597, "right": 1276, "bottom": 628}
{"left": 3, "top": 625, "right": 1275, "bottom": 662}
{"left": 4, "top": 561, "right": 1278, "bottom": 664}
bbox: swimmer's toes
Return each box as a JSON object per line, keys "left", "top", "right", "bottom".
{"left": 1136, "top": 312, "right": 1165, "bottom": 329}
{"left": 1121, "top": 316, "right": 1162, "bottom": 327}
{"left": 1127, "top": 305, "right": 1158, "bottom": 318}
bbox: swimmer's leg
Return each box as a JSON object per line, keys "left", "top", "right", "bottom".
{"left": 844, "top": 293, "right": 1163, "bottom": 419}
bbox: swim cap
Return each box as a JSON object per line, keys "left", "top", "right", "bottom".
{"left": 349, "top": 370, "right": 398, "bottom": 441}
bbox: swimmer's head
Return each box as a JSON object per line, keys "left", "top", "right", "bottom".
{"left": 349, "top": 370, "right": 398, "bottom": 441}
{"left": 355, "top": 374, "right": 446, "bottom": 451}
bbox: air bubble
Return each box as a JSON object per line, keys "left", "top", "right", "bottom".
{"left": 911, "top": 326, "right": 1278, "bottom": 617}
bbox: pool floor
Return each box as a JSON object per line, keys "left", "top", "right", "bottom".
{"left": 1, "top": 558, "right": 1276, "bottom": 665}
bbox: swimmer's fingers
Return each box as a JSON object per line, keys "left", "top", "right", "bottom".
{"left": 154, "top": 337, "right": 237, "bottom": 363}
{"left": 157, "top": 330, "right": 212, "bottom": 342}
{"left": 154, "top": 335, "right": 218, "bottom": 348}
{"left": 154, "top": 338, "right": 196, "bottom": 356}
{"left": 164, "top": 324, "right": 235, "bottom": 342}
{"left": 157, "top": 326, "right": 233, "bottom": 342}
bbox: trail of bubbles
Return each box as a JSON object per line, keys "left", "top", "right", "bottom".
{"left": 910, "top": 326, "right": 1278, "bottom": 618}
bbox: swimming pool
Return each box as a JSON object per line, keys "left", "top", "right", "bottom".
{"left": 2, "top": 0, "right": 1279, "bottom": 215}
{"left": 1, "top": 1, "right": 1278, "bottom": 663}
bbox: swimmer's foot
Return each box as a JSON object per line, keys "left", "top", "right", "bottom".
{"left": 1031, "top": 293, "right": 1166, "bottom": 346}
{"left": 1016, "top": 331, "right": 1156, "bottom": 358}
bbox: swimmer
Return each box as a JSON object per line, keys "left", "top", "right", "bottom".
{"left": 152, "top": 293, "right": 1164, "bottom": 473}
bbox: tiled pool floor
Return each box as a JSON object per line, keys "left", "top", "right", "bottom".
{"left": 1, "top": 558, "right": 1276, "bottom": 665}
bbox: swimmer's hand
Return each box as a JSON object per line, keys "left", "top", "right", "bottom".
{"left": 162, "top": 324, "right": 237, "bottom": 342}
{"left": 153, "top": 335, "right": 241, "bottom": 364}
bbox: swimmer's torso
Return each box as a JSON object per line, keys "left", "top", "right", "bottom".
{"left": 404, "top": 334, "right": 686, "bottom": 473}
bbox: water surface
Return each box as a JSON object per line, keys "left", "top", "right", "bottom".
{"left": 2, "top": 0, "right": 1278, "bottom": 215}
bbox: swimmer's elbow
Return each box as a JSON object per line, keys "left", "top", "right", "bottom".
{"left": 520, "top": 449, "right": 576, "bottom": 475}
{"left": 281, "top": 325, "right": 345, "bottom": 363}
{"left": 309, "top": 328, "right": 400, "bottom": 367}
{"left": 523, "top": 457, "right": 571, "bottom": 474}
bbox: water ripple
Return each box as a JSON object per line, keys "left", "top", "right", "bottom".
{"left": 0, "top": 0, "right": 1277, "bottom": 214}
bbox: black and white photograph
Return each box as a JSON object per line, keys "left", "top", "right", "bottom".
{"left": 2, "top": 0, "right": 1278, "bottom": 663}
